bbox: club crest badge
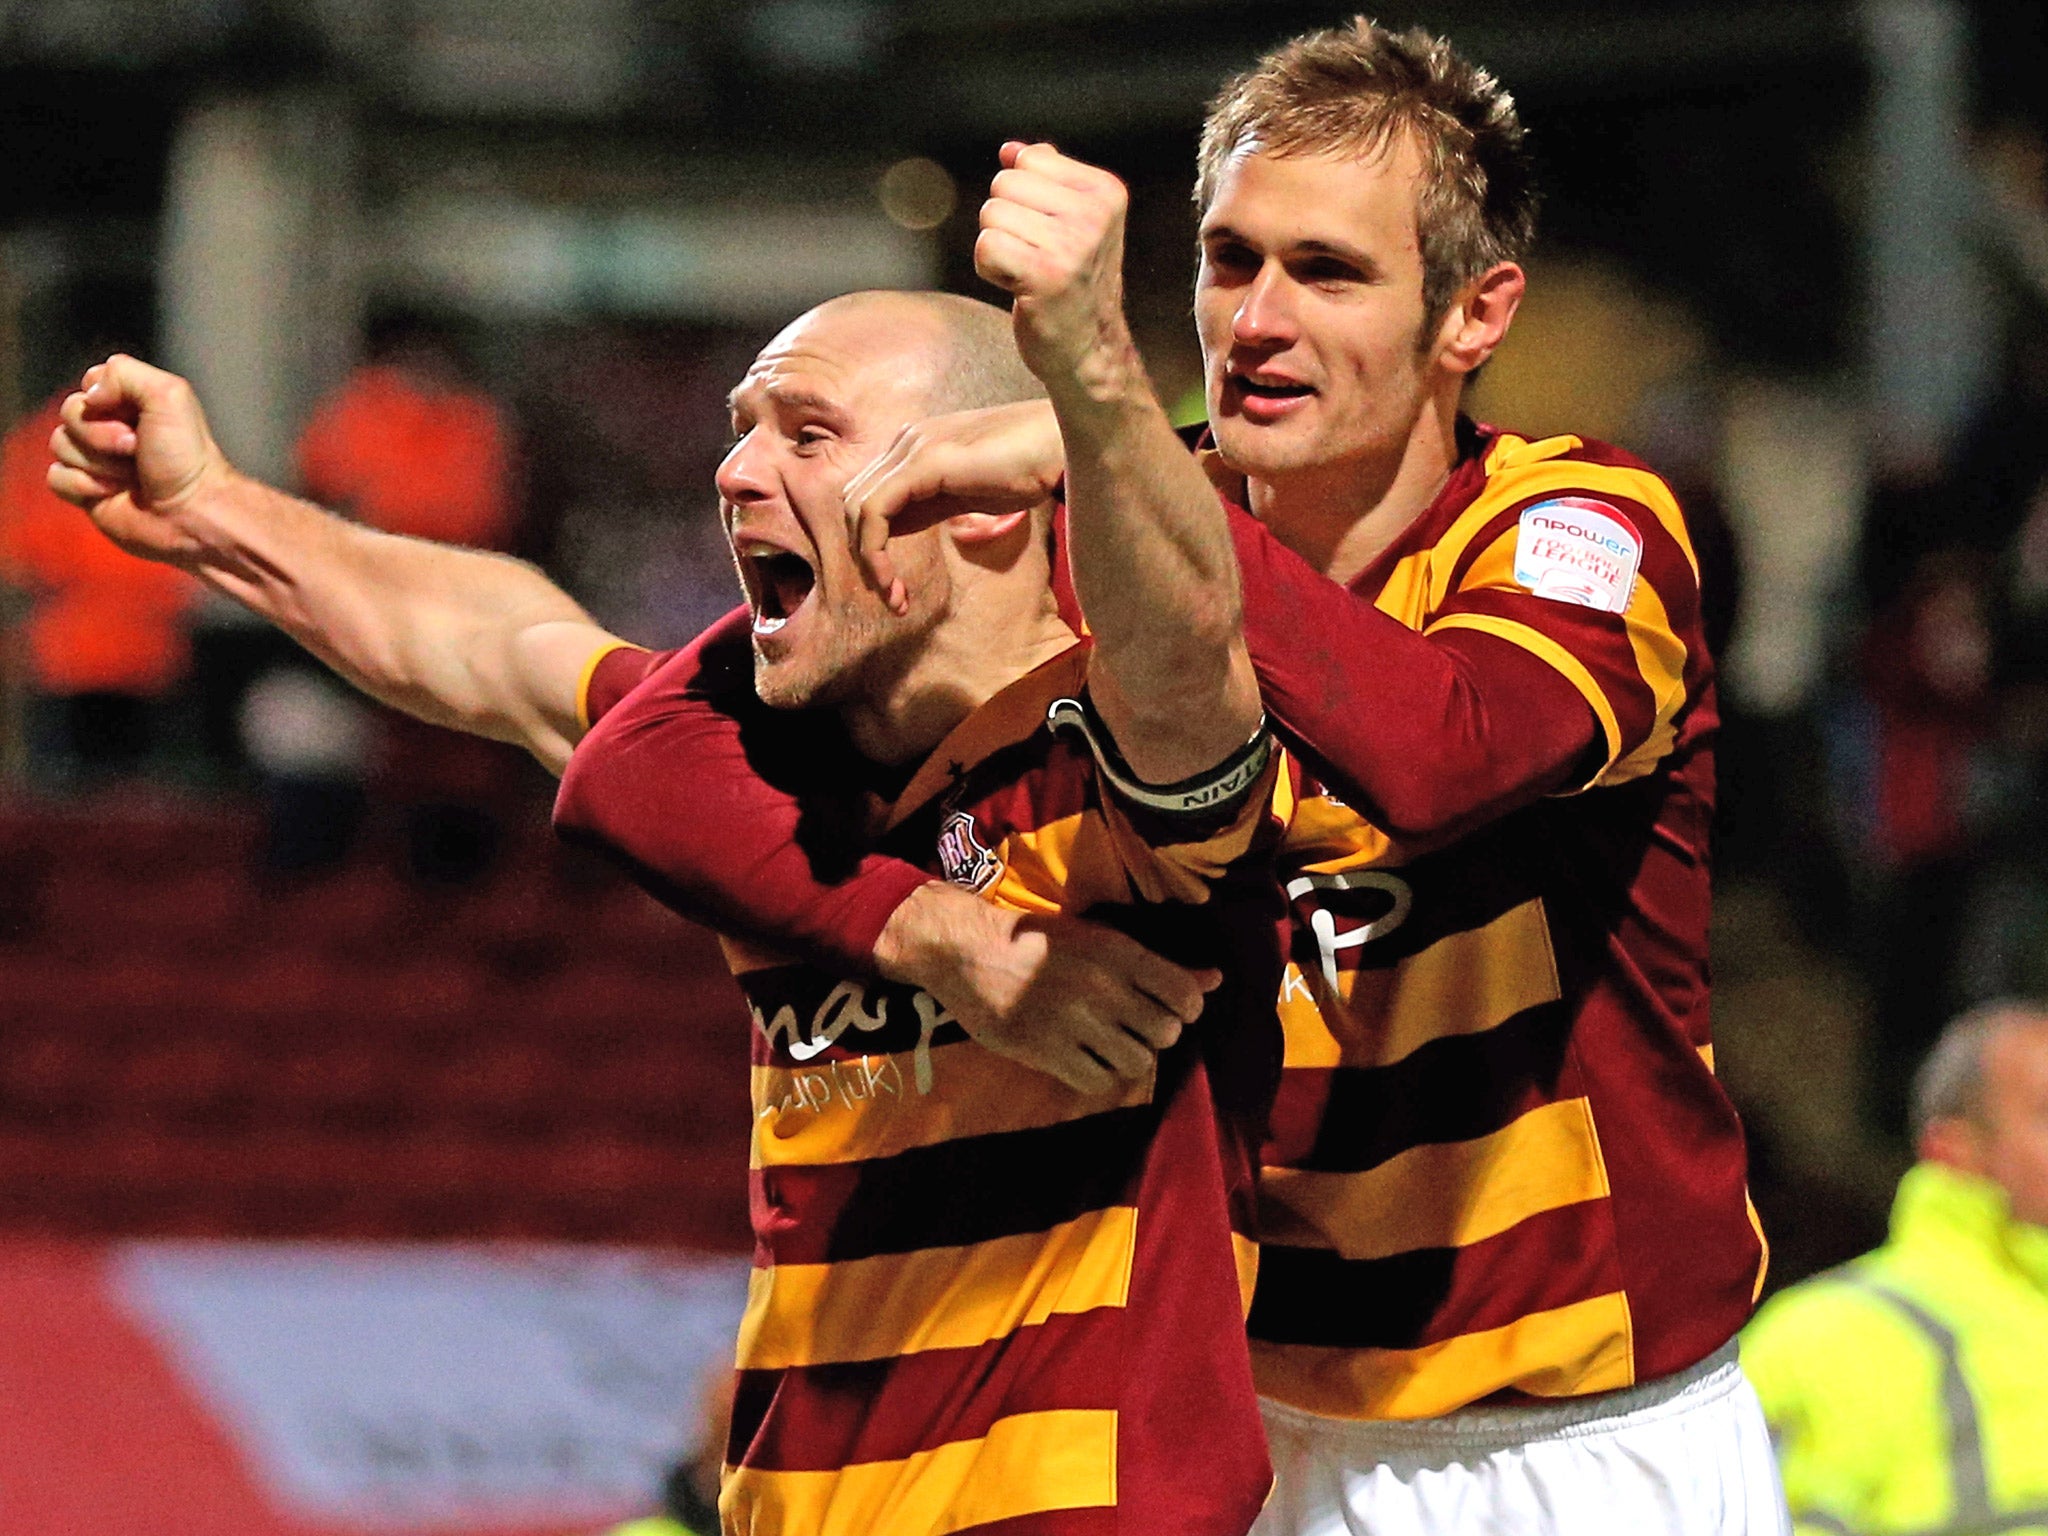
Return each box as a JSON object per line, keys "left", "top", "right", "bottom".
{"left": 936, "top": 810, "right": 1002, "bottom": 893}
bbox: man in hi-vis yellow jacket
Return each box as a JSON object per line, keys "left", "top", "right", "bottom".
{"left": 1743, "top": 1002, "right": 2048, "bottom": 1536}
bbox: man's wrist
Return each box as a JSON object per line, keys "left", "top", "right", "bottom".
{"left": 177, "top": 462, "right": 284, "bottom": 565}
{"left": 872, "top": 879, "right": 1011, "bottom": 987}
{"left": 1045, "top": 332, "right": 1153, "bottom": 418}
{"left": 166, "top": 450, "right": 247, "bottom": 527}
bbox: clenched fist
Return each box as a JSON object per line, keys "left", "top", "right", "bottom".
{"left": 974, "top": 141, "right": 1145, "bottom": 403}
{"left": 46, "top": 354, "right": 233, "bottom": 567}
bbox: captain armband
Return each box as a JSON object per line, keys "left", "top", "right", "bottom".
{"left": 1046, "top": 693, "right": 1273, "bottom": 820}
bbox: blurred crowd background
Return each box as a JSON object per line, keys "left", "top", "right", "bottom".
{"left": 2, "top": 0, "right": 2048, "bottom": 1525}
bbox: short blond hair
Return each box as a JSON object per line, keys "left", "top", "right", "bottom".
{"left": 1196, "top": 17, "right": 1539, "bottom": 324}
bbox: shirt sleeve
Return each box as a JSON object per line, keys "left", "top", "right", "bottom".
{"left": 553, "top": 603, "right": 932, "bottom": 976}
{"left": 1423, "top": 459, "right": 1703, "bottom": 790}
{"left": 1227, "top": 509, "right": 1603, "bottom": 844}
{"left": 578, "top": 639, "right": 670, "bottom": 734}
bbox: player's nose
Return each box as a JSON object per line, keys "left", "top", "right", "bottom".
{"left": 1231, "top": 262, "right": 1297, "bottom": 347}
{"left": 715, "top": 430, "right": 775, "bottom": 505}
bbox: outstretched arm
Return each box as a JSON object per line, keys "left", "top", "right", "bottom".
{"left": 976, "top": 142, "right": 1262, "bottom": 785}
{"left": 47, "top": 354, "right": 618, "bottom": 773}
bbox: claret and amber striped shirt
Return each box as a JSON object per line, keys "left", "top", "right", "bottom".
{"left": 567, "top": 642, "right": 1288, "bottom": 1536}
{"left": 1227, "top": 425, "right": 1765, "bottom": 1421}
{"left": 562, "top": 418, "right": 1764, "bottom": 1438}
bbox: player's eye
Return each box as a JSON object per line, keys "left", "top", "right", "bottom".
{"left": 794, "top": 425, "right": 835, "bottom": 451}
{"left": 1298, "top": 256, "right": 1364, "bottom": 285}
{"left": 1205, "top": 241, "right": 1259, "bottom": 275}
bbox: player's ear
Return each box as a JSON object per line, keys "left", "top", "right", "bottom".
{"left": 943, "top": 504, "right": 1046, "bottom": 575}
{"left": 1435, "top": 261, "right": 1525, "bottom": 377}
{"left": 1918, "top": 1114, "right": 1989, "bottom": 1175}
{"left": 943, "top": 507, "right": 1036, "bottom": 547}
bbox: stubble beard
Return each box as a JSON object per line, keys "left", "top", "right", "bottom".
{"left": 1218, "top": 372, "right": 1433, "bottom": 501}
{"left": 752, "top": 593, "right": 943, "bottom": 715}
{"left": 1211, "top": 417, "right": 1312, "bottom": 482}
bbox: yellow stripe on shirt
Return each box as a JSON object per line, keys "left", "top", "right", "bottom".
{"left": 1275, "top": 897, "right": 1561, "bottom": 1069}
{"left": 573, "top": 639, "right": 647, "bottom": 735}
{"left": 1745, "top": 1192, "right": 1771, "bottom": 1303}
{"left": 1373, "top": 548, "right": 1436, "bottom": 628}
{"left": 751, "top": 1040, "right": 1155, "bottom": 1169}
{"left": 720, "top": 1409, "right": 1119, "bottom": 1536}
{"left": 1484, "top": 431, "right": 1582, "bottom": 476}
{"left": 988, "top": 811, "right": 1129, "bottom": 917}
{"left": 1232, "top": 1231, "right": 1260, "bottom": 1317}
{"left": 1604, "top": 573, "right": 1692, "bottom": 786}
{"left": 1250, "top": 1291, "right": 1637, "bottom": 1420}
{"left": 1259, "top": 1097, "right": 1611, "bottom": 1262}
{"left": 736, "top": 1205, "right": 1138, "bottom": 1369}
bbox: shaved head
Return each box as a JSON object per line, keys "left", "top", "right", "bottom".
{"left": 716, "top": 287, "right": 1066, "bottom": 757}
{"left": 809, "top": 289, "right": 1047, "bottom": 416}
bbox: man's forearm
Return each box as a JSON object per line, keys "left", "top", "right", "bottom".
{"left": 179, "top": 469, "right": 604, "bottom": 764}
{"left": 1053, "top": 363, "right": 1262, "bottom": 784}
{"left": 49, "top": 351, "right": 610, "bottom": 770}
{"left": 976, "top": 143, "right": 1259, "bottom": 783}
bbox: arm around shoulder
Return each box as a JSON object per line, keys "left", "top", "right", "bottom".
{"left": 553, "top": 611, "right": 933, "bottom": 974}
{"left": 1224, "top": 497, "right": 1613, "bottom": 840}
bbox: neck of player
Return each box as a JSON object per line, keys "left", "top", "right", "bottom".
{"left": 1244, "top": 381, "right": 1464, "bottom": 588}
{"left": 839, "top": 581, "right": 1076, "bottom": 770}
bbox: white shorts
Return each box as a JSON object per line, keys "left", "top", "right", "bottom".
{"left": 1250, "top": 1343, "right": 1791, "bottom": 1536}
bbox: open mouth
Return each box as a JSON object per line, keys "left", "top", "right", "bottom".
{"left": 736, "top": 540, "right": 818, "bottom": 636}
{"left": 1230, "top": 371, "right": 1315, "bottom": 403}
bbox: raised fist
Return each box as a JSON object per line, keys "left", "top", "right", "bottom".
{"left": 46, "top": 354, "right": 232, "bottom": 566}
{"left": 974, "top": 141, "right": 1141, "bottom": 399}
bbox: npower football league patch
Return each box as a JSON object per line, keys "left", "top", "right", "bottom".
{"left": 1512, "top": 497, "right": 1642, "bottom": 613}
